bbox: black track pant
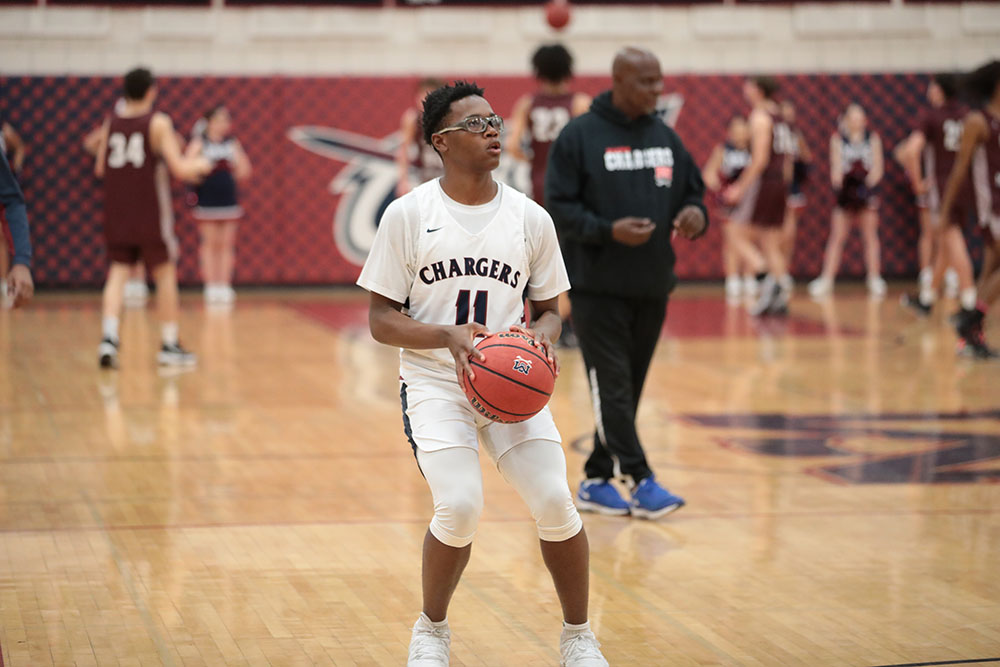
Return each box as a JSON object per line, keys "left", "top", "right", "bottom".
{"left": 569, "top": 291, "right": 667, "bottom": 483}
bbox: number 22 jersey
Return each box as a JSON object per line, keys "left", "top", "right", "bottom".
{"left": 357, "top": 179, "right": 570, "bottom": 382}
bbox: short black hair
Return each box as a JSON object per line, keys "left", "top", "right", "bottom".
{"left": 933, "top": 72, "right": 959, "bottom": 101}
{"left": 123, "top": 67, "right": 154, "bottom": 101}
{"left": 532, "top": 44, "right": 574, "bottom": 83}
{"left": 752, "top": 76, "right": 780, "bottom": 99}
{"left": 421, "top": 80, "right": 486, "bottom": 151}
{"left": 961, "top": 60, "right": 1000, "bottom": 105}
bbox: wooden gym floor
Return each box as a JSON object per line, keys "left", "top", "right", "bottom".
{"left": 0, "top": 285, "right": 997, "bottom": 666}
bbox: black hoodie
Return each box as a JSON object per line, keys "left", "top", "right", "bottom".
{"left": 544, "top": 90, "right": 707, "bottom": 299}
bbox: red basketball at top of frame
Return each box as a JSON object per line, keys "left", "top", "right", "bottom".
{"left": 545, "top": 0, "right": 572, "bottom": 30}
{"left": 462, "top": 331, "right": 556, "bottom": 424}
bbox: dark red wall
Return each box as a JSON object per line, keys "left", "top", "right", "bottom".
{"left": 1, "top": 72, "right": 943, "bottom": 287}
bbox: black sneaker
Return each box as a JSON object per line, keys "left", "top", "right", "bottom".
{"left": 98, "top": 338, "right": 119, "bottom": 369}
{"left": 766, "top": 283, "right": 791, "bottom": 316}
{"left": 954, "top": 309, "right": 997, "bottom": 359}
{"left": 900, "top": 293, "right": 931, "bottom": 317}
{"left": 954, "top": 307, "right": 984, "bottom": 337}
{"left": 957, "top": 336, "right": 999, "bottom": 359}
{"left": 749, "top": 276, "right": 779, "bottom": 317}
{"left": 157, "top": 342, "right": 197, "bottom": 367}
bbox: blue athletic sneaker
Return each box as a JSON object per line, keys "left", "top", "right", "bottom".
{"left": 630, "top": 477, "right": 685, "bottom": 520}
{"left": 576, "top": 479, "right": 630, "bottom": 516}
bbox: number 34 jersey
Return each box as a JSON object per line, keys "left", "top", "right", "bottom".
{"left": 357, "top": 179, "right": 570, "bottom": 381}
{"left": 103, "top": 111, "right": 170, "bottom": 245}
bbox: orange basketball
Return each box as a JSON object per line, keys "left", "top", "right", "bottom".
{"left": 545, "top": 0, "right": 571, "bottom": 30}
{"left": 462, "top": 331, "right": 556, "bottom": 424}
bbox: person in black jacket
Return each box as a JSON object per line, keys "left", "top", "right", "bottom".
{"left": 545, "top": 47, "right": 707, "bottom": 520}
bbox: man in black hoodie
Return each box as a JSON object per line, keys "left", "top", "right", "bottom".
{"left": 545, "top": 47, "right": 707, "bottom": 520}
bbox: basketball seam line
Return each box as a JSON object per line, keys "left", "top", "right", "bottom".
{"left": 474, "top": 343, "right": 555, "bottom": 378}
{"left": 467, "top": 380, "right": 538, "bottom": 419}
{"left": 468, "top": 360, "right": 552, "bottom": 398}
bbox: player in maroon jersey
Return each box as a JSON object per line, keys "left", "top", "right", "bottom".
{"left": 84, "top": 98, "right": 154, "bottom": 308}
{"left": 897, "top": 73, "right": 978, "bottom": 320}
{"left": 780, "top": 100, "right": 813, "bottom": 274}
{"left": 506, "top": 44, "right": 591, "bottom": 208}
{"left": 395, "top": 77, "right": 445, "bottom": 197}
{"left": 939, "top": 60, "right": 1000, "bottom": 358}
{"left": 808, "top": 104, "right": 886, "bottom": 299}
{"left": 724, "top": 76, "right": 795, "bottom": 316}
{"left": 702, "top": 115, "right": 766, "bottom": 301}
{"left": 93, "top": 67, "right": 210, "bottom": 369}
{"left": 895, "top": 76, "right": 961, "bottom": 302}
{"left": 506, "top": 44, "right": 590, "bottom": 346}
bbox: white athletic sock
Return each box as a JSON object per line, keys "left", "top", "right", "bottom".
{"left": 918, "top": 267, "right": 933, "bottom": 288}
{"left": 960, "top": 288, "right": 977, "bottom": 311}
{"left": 919, "top": 288, "right": 936, "bottom": 307}
{"left": 420, "top": 612, "right": 448, "bottom": 629}
{"left": 161, "top": 322, "right": 179, "bottom": 346}
{"left": 562, "top": 620, "right": 591, "bottom": 635}
{"left": 102, "top": 316, "right": 119, "bottom": 342}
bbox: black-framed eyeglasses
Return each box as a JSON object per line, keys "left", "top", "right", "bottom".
{"left": 435, "top": 114, "right": 504, "bottom": 135}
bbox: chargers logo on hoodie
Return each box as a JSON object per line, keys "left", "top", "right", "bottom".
{"left": 603, "top": 146, "right": 675, "bottom": 187}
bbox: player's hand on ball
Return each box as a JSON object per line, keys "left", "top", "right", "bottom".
{"left": 447, "top": 322, "right": 489, "bottom": 386}
{"left": 672, "top": 205, "right": 706, "bottom": 240}
{"left": 508, "top": 325, "right": 559, "bottom": 377}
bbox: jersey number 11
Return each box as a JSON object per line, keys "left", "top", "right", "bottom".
{"left": 456, "top": 290, "right": 488, "bottom": 326}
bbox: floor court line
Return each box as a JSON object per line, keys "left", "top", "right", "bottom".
{"left": 81, "top": 491, "right": 177, "bottom": 667}
{"left": 871, "top": 659, "right": 1000, "bottom": 667}
{"left": 4, "top": 506, "right": 995, "bottom": 534}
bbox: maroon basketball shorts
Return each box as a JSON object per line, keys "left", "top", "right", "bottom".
{"left": 105, "top": 241, "right": 170, "bottom": 272}
{"left": 748, "top": 176, "right": 788, "bottom": 229}
{"left": 105, "top": 231, "right": 176, "bottom": 273}
{"left": 926, "top": 182, "right": 975, "bottom": 228}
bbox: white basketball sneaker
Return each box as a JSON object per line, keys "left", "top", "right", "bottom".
{"left": 808, "top": 276, "right": 833, "bottom": 298}
{"left": 867, "top": 275, "right": 887, "bottom": 298}
{"left": 560, "top": 627, "right": 609, "bottom": 667}
{"left": 407, "top": 613, "right": 450, "bottom": 666}
{"left": 724, "top": 275, "right": 742, "bottom": 301}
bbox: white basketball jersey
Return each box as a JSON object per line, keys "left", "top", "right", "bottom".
{"left": 357, "top": 179, "right": 569, "bottom": 381}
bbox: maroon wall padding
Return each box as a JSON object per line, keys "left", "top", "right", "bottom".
{"left": 1, "top": 72, "right": 949, "bottom": 287}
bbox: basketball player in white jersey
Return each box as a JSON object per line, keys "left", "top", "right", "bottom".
{"left": 357, "top": 81, "right": 607, "bottom": 667}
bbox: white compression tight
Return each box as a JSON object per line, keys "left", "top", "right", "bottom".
{"left": 416, "top": 439, "right": 583, "bottom": 548}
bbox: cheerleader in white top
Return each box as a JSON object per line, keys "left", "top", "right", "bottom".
{"left": 186, "top": 106, "right": 252, "bottom": 305}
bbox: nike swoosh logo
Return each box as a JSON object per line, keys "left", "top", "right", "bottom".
{"left": 426, "top": 227, "right": 443, "bottom": 233}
